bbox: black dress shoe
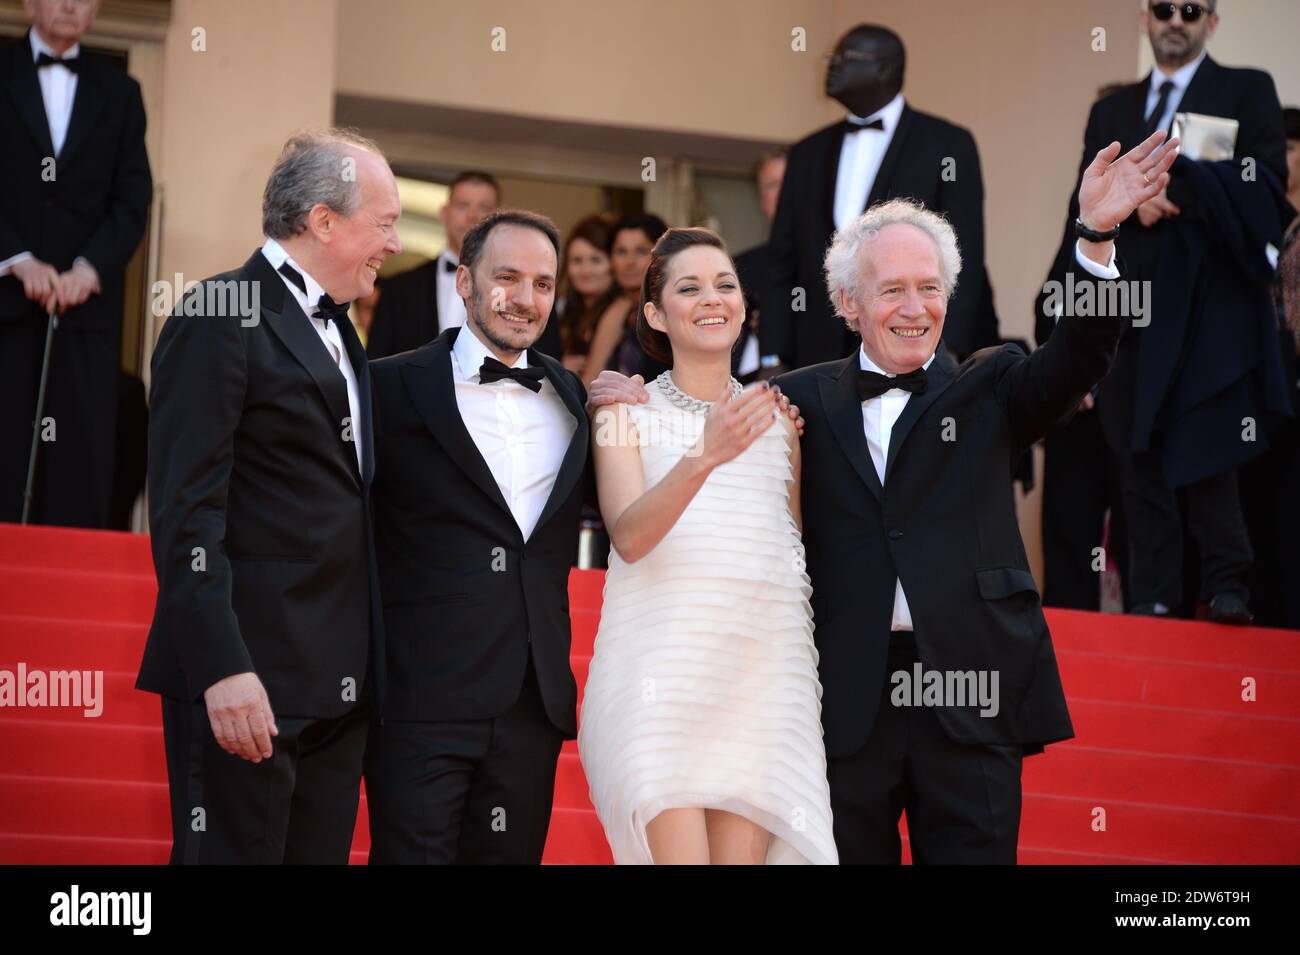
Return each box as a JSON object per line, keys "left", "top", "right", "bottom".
{"left": 1208, "top": 593, "right": 1253, "bottom": 626}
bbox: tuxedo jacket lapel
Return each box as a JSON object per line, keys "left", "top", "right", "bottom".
{"left": 820, "top": 354, "right": 882, "bottom": 502}
{"left": 58, "top": 56, "right": 104, "bottom": 164}
{"left": 884, "top": 345, "right": 957, "bottom": 482}
{"left": 251, "top": 251, "right": 360, "bottom": 488}
{"left": 530, "top": 349, "right": 589, "bottom": 535}
{"left": 821, "top": 124, "right": 847, "bottom": 234}
{"left": 400, "top": 330, "right": 516, "bottom": 526}
{"left": 865, "top": 105, "right": 914, "bottom": 211}
{"left": 7, "top": 40, "right": 54, "bottom": 158}
{"left": 1173, "top": 55, "right": 1220, "bottom": 122}
{"left": 334, "top": 311, "right": 374, "bottom": 486}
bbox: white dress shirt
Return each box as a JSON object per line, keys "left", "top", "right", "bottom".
{"left": 871, "top": 242, "right": 1119, "bottom": 629}
{"left": 260, "top": 238, "right": 365, "bottom": 472}
{"left": 0, "top": 32, "right": 82, "bottom": 278}
{"left": 834, "top": 93, "right": 906, "bottom": 232}
{"left": 451, "top": 324, "right": 576, "bottom": 541}
{"left": 31, "top": 29, "right": 78, "bottom": 156}
{"left": 1144, "top": 50, "right": 1206, "bottom": 135}
{"left": 437, "top": 249, "right": 468, "bottom": 331}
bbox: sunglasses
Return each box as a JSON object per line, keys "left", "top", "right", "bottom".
{"left": 1149, "top": 2, "right": 1211, "bottom": 22}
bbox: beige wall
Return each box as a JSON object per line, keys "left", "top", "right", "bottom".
{"left": 156, "top": 0, "right": 336, "bottom": 289}
{"left": 335, "top": 0, "right": 1142, "bottom": 343}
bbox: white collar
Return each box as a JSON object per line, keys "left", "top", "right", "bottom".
{"left": 453, "top": 323, "right": 530, "bottom": 379}
{"left": 846, "top": 93, "right": 905, "bottom": 133}
{"left": 261, "top": 237, "right": 328, "bottom": 312}
{"left": 439, "top": 248, "right": 460, "bottom": 267}
{"left": 30, "top": 28, "right": 81, "bottom": 63}
{"left": 1151, "top": 50, "right": 1206, "bottom": 93}
{"left": 859, "top": 344, "right": 936, "bottom": 378}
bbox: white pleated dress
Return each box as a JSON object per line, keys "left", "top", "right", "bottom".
{"left": 578, "top": 374, "right": 838, "bottom": 864}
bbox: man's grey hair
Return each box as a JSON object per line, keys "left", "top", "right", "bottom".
{"left": 823, "top": 198, "right": 962, "bottom": 329}
{"left": 262, "top": 128, "right": 385, "bottom": 239}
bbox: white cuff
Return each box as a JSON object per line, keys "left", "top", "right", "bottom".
{"left": 0, "top": 251, "right": 34, "bottom": 278}
{"left": 1073, "top": 240, "right": 1120, "bottom": 279}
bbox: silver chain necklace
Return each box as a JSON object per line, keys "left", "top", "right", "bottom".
{"left": 657, "top": 371, "right": 743, "bottom": 414}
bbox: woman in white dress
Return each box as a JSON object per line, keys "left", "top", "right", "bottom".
{"left": 578, "top": 228, "right": 837, "bottom": 864}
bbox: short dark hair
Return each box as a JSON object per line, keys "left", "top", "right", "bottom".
{"left": 636, "top": 228, "right": 732, "bottom": 365}
{"left": 606, "top": 212, "right": 668, "bottom": 256}
{"left": 1284, "top": 106, "right": 1300, "bottom": 143}
{"left": 459, "top": 209, "right": 560, "bottom": 274}
{"left": 449, "top": 170, "right": 500, "bottom": 201}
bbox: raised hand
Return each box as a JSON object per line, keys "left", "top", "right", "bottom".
{"left": 694, "top": 381, "right": 779, "bottom": 469}
{"left": 1078, "top": 129, "right": 1180, "bottom": 233}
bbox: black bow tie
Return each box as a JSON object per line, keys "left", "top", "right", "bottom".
{"left": 443, "top": 258, "right": 458, "bottom": 273}
{"left": 846, "top": 116, "right": 885, "bottom": 131}
{"left": 857, "top": 367, "right": 927, "bottom": 402}
{"left": 36, "top": 51, "right": 80, "bottom": 73}
{"left": 478, "top": 356, "right": 546, "bottom": 393}
{"left": 315, "top": 294, "right": 351, "bottom": 324}
{"left": 277, "top": 262, "right": 350, "bottom": 323}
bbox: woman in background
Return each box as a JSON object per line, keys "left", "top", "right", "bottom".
{"left": 556, "top": 214, "right": 616, "bottom": 375}
{"left": 583, "top": 213, "right": 668, "bottom": 387}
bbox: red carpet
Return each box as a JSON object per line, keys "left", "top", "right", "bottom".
{"left": 1, "top": 522, "right": 1297, "bottom": 864}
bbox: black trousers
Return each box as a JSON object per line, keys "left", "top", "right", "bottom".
{"left": 365, "top": 656, "right": 564, "bottom": 865}
{"left": 0, "top": 314, "right": 119, "bottom": 527}
{"left": 1097, "top": 338, "right": 1253, "bottom": 609}
{"left": 828, "top": 632, "right": 1023, "bottom": 865}
{"left": 161, "top": 696, "right": 369, "bottom": 864}
{"left": 1041, "top": 409, "right": 1129, "bottom": 610}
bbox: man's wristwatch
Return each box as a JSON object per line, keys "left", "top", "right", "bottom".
{"left": 1074, "top": 217, "right": 1121, "bottom": 242}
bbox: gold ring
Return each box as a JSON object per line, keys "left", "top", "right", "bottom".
{"left": 1143, "top": 173, "right": 1151, "bottom": 184}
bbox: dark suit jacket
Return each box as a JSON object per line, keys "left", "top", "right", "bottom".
{"left": 761, "top": 106, "right": 998, "bottom": 368}
{"left": 0, "top": 32, "right": 152, "bottom": 329}
{"left": 1036, "top": 55, "right": 1286, "bottom": 346}
{"left": 776, "top": 258, "right": 1125, "bottom": 758}
{"left": 1035, "top": 56, "right": 1285, "bottom": 464}
{"left": 369, "top": 327, "right": 588, "bottom": 737}
{"left": 138, "top": 250, "right": 381, "bottom": 719}
{"left": 367, "top": 257, "right": 563, "bottom": 360}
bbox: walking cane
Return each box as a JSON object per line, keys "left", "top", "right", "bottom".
{"left": 21, "top": 311, "right": 59, "bottom": 524}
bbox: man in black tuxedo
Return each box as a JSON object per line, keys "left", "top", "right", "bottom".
{"left": 137, "top": 129, "right": 401, "bottom": 863}
{"left": 1035, "top": 0, "right": 1286, "bottom": 623}
{"left": 772, "top": 133, "right": 1178, "bottom": 864}
{"left": 365, "top": 209, "right": 590, "bottom": 864}
{"left": 759, "top": 24, "right": 998, "bottom": 372}
{"left": 366, "top": 174, "right": 566, "bottom": 361}
{"left": 591, "top": 131, "right": 1180, "bottom": 862}
{"left": 0, "top": 1, "right": 151, "bottom": 527}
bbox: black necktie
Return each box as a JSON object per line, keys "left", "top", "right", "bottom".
{"left": 278, "top": 261, "right": 350, "bottom": 324}
{"left": 36, "top": 52, "right": 80, "bottom": 73}
{"left": 478, "top": 356, "right": 546, "bottom": 393}
{"left": 1144, "top": 79, "right": 1176, "bottom": 136}
{"left": 846, "top": 116, "right": 885, "bottom": 131}
{"left": 857, "top": 367, "right": 927, "bottom": 402}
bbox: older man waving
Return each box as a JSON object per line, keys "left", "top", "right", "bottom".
{"left": 590, "top": 129, "right": 1179, "bottom": 863}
